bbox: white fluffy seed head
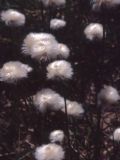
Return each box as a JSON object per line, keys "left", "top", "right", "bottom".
{"left": 35, "top": 143, "right": 65, "bottom": 160}
{"left": 61, "top": 100, "right": 84, "bottom": 117}
{"left": 30, "top": 40, "right": 59, "bottom": 61}
{"left": 49, "top": 130, "right": 64, "bottom": 143}
{"left": 92, "top": 0, "right": 120, "bottom": 10}
{"left": 22, "top": 32, "right": 56, "bottom": 55}
{"left": 112, "top": 128, "right": 120, "bottom": 141}
{"left": 0, "top": 61, "right": 32, "bottom": 83}
{"left": 97, "top": 85, "right": 120, "bottom": 106}
{"left": 1, "top": 9, "right": 25, "bottom": 26}
{"left": 22, "top": 32, "right": 57, "bottom": 60}
{"left": 50, "top": 19, "right": 66, "bottom": 30}
{"left": 39, "top": 0, "right": 66, "bottom": 7}
{"left": 57, "top": 43, "right": 70, "bottom": 58}
{"left": 22, "top": 33, "right": 69, "bottom": 61}
{"left": 33, "top": 88, "right": 64, "bottom": 113}
{"left": 47, "top": 60, "right": 73, "bottom": 80}
{"left": 84, "top": 23, "right": 103, "bottom": 41}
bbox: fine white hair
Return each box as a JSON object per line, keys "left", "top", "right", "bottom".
{"left": 22, "top": 32, "right": 70, "bottom": 61}
{"left": 39, "top": 0, "right": 66, "bottom": 7}
{"left": 112, "top": 128, "right": 120, "bottom": 142}
{"left": 97, "top": 85, "right": 120, "bottom": 106}
{"left": 50, "top": 19, "right": 66, "bottom": 30}
{"left": 49, "top": 130, "right": 64, "bottom": 143}
{"left": 61, "top": 100, "right": 84, "bottom": 117}
{"left": 84, "top": 23, "right": 103, "bottom": 41}
{"left": 91, "top": 0, "right": 120, "bottom": 11}
{"left": 33, "top": 88, "right": 64, "bottom": 113}
{"left": 1, "top": 9, "right": 25, "bottom": 26}
{"left": 34, "top": 143, "right": 65, "bottom": 160}
{"left": 0, "top": 61, "right": 32, "bottom": 83}
{"left": 22, "top": 32, "right": 56, "bottom": 55}
{"left": 57, "top": 43, "right": 70, "bottom": 59}
{"left": 47, "top": 60, "right": 73, "bottom": 80}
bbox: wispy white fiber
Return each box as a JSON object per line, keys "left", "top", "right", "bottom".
{"left": 112, "top": 128, "right": 120, "bottom": 142}
{"left": 97, "top": 85, "right": 120, "bottom": 106}
{"left": 0, "top": 61, "right": 32, "bottom": 83}
{"left": 22, "top": 32, "right": 70, "bottom": 61}
{"left": 61, "top": 100, "right": 84, "bottom": 117}
{"left": 57, "top": 43, "right": 70, "bottom": 58}
{"left": 1, "top": 9, "right": 25, "bottom": 26}
{"left": 33, "top": 88, "right": 64, "bottom": 113}
{"left": 47, "top": 60, "right": 73, "bottom": 80}
{"left": 50, "top": 18, "right": 66, "bottom": 30}
{"left": 49, "top": 130, "right": 64, "bottom": 143}
{"left": 84, "top": 23, "right": 103, "bottom": 41}
{"left": 22, "top": 33, "right": 56, "bottom": 55}
{"left": 35, "top": 143, "right": 65, "bottom": 160}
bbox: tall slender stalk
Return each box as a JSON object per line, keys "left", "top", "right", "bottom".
{"left": 64, "top": 97, "right": 71, "bottom": 160}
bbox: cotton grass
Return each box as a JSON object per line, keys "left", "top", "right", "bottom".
{"left": 34, "top": 143, "right": 65, "bottom": 160}
{"left": 84, "top": 23, "right": 103, "bottom": 41}
{"left": 57, "top": 43, "right": 70, "bottom": 58}
{"left": 0, "top": 61, "right": 32, "bottom": 83}
{"left": 49, "top": 130, "right": 64, "bottom": 143}
{"left": 22, "top": 33, "right": 70, "bottom": 61}
{"left": 33, "top": 88, "right": 64, "bottom": 113}
{"left": 112, "top": 128, "right": 120, "bottom": 142}
{"left": 50, "top": 18, "right": 66, "bottom": 30}
{"left": 97, "top": 85, "right": 120, "bottom": 106}
{"left": 22, "top": 33, "right": 56, "bottom": 55}
{"left": 61, "top": 100, "right": 84, "bottom": 117}
{"left": 1, "top": 9, "right": 25, "bottom": 26}
{"left": 47, "top": 60, "right": 73, "bottom": 80}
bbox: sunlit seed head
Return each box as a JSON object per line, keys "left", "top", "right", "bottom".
{"left": 49, "top": 130, "right": 64, "bottom": 143}
{"left": 47, "top": 60, "right": 73, "bottom": 80}
{"left": 50, "top": 18, "right": 66, "bottom": 30}
{"left": 30, "top": 41, "right": 59, "bottom": 61}
{"left": 97, "top": 85, "right": 120, "bottom": 106}
{"left": 84, "top": 23, "right": 103, "bottom": 41}
{"left": 22, "top": 32, "right": 70, "bottom": 61}
{"left": 61, "top": 100, "right": 84, "bottom": 117}
{"left": 35, "top": 143, "right": 65, "bottom": 160}
{"left": 112, "top": 128, "right": 120, "bottom": 142}
{"left": 1, "top": 9, "right": 25, "bottom": 26}
{"left": 33, "top": 88, "right": 64, "bottom": 113}
{"left": 22, "top": 32, "right": 63, "bottom": 61}
{"left": 57, "top": 43, "right": 70, "bottom": 58}
{"left": 0, "top": 61, "right": 32, "bottom": 83}
{"left": 22, "top": 33, "right": 56, "bottom": 54}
